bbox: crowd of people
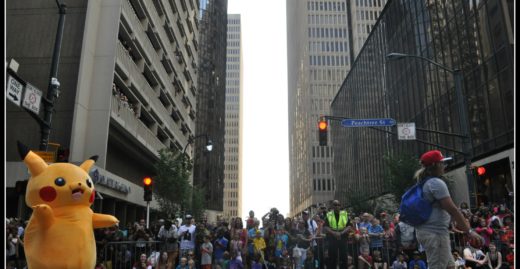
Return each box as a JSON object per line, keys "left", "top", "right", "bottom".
{"left": 4, "top": 199, "right": 515, "bottom": 269}
{"left": 113, "top": 83, "right": 138, "bottom": 118}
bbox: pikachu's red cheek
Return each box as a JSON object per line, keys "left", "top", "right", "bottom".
{"left": 89, "top": 190, "right": 95, "bottom": 204}
{"left": 40, "top": 186, "right": 57, "bottom": 202}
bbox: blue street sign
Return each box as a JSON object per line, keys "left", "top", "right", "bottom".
{"left": 341, "top": 118, "right": 396, "bottom": 127}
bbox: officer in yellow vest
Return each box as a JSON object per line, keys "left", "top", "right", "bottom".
{"left": 323, "top": 200, "right": 352, "bottom": 269}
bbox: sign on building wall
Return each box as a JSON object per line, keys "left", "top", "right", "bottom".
{"left": 397, "top": 123, "right": 416, "bottom": 140}
{"left": 6, "top": 75, "right": 24, "bottom": 106}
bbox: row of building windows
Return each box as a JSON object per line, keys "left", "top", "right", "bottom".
{"left": 226, "top": 95, "right": 240, "bottom": 102}
{"left": 227, "top": 191, "right": 238, "bottom": 198}
{"left": 227, "top": 64, "right": 240, "bottom": 70}
{"left": 309, "top": 55, "right": 349, "bottom": 67}
{"left": 227, "top": 25, "right": 240, "bottom": 31}
{"left": 224, "top": 172, "right": 238, "bottom": 180}
{"left": 227, "top": 34, "right": 240, "bottom": 40}
{"left": 228, "top": 182, "right": 239, "bottom": 189}
{"left": 307, "top": 14, "right": 348, "bottom": 25}
{"left": 227, "top": 200, "right": 238, "bottom": 207}
{"left": 225, "top": 129, "right": 239, "bottom": 137}
{"left": 307, "top": 1, "right": 347, "bottom": 12}
{"left": 313, "top": 161, "right": 332, "bottom": 174}
{"left": 356, "top": 9, "right": 380, "bottom": 21}
{"left": 313, "top": 146, "right": 332, "bottom": 158}
{"left": 228, "top": 19, "right": 240, "bottom": 25}
{"left": 308, "top": 27, "right": 348, "bottom": 39}
{"left": 309, "top": 83, "right": 342, "bottom": 97}
{"left": 227, "top": 56, "right": 240, "bottom": 62}
{"left": 225, "top": 164, "right": 238, "bottom": 171}
{"left": 228, "top": 41, "right": 240, "bottom": 47}
{"left": 310, "top": 69, "right": 348, "bottom": 82}
{"left": 226, "top": 104, "right": 239, "bottom": 111}
{"left": 309, "top": 41, "right": 349, "bottom": 53}
{"left": 226, "top": 87, "right": 240, "bottom": 94}
{"left": 355, "top": 0, "right": 384, "bottom": 7}
{"left": 313, "top": 178, "right": 334, "bottom": 191}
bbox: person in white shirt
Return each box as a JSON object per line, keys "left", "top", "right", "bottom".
{"left": 178, "top": 215, "right": 197, "bottom": 264}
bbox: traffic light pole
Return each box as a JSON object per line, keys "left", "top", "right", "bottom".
{"left": 40, "top": 1, "right": 67, "bottom": 151}
{"left": 146, "top": 201, "right": 150, "bottom": 229}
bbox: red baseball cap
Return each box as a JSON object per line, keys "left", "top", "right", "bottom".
{"left": 420, "top": 150, "right": 452, "bottom": 166}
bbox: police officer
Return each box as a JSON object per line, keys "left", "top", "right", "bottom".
{"left": 323, "top": 200, "right": 352, "bottom": 269}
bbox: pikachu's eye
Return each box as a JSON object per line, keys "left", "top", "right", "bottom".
{"left": 54, "top": 177, "right": 66, "bottom": 186}
{"left": 86, "top": 178, "right": 93, "bottom": 188}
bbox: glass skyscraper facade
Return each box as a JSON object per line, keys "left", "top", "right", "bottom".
{"left": 331, "top": 0, "right": 514, "bottom": 207}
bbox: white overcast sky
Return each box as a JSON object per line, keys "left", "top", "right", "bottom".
{"left": 227, "top": 0, "right": 290, "bottom": 219}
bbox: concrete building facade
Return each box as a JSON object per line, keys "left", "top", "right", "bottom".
{"left": 6, "top": 0, "right": 200, "bottom": 224}
{"left": 222, "top": 14, "right": 243, "bottom": 219}
{"left": 286, "top": 0, "right": 387, "bottom": 216}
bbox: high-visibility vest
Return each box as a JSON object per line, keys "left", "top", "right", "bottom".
{"left": 327, "top": 210, "right": 348, "bottom": 230}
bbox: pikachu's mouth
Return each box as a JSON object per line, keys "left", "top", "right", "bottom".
{"left": 72, "top": 188, "right": 84, "bottom": 200}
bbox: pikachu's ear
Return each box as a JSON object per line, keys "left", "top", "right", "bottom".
{"left": 80, "top": 155, "right": 98, "bottom": 172}
{"left": 17, "top": 141, "right": 48, "bottom": 177}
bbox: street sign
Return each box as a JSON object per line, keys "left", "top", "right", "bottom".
{"left": 6, "top": 75, "right": 23, "bottom": 106}
{"left": 398, "top": 122, "right": 416, "bottom": 140}
{"left": 341, "top": 118, "right": 396, "bottom": 127}
{"left": 22, "top": 83, "right": 43, "bottom": 114}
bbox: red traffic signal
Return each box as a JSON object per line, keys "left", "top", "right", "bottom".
{"left": 318, "top": 119, "right": 328, "bottom": 146}
{"left": 477, "top": 167, "right": 486, "bottom": 176}
{"left": 143, "top": 176, "right": 153, "bottom": 186}
{"left": 318, "top": 120, "right": 328, "bottom": 131}
{"left": 143, "top": 177, "right": 153, "bottom": 202}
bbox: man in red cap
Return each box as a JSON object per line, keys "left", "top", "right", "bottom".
{"left": 413, "top": 150, "right": 482, "bottom": 269}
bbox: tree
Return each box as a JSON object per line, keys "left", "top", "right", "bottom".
{"left": 190, "top": 185, "right": 206, "bottom": 221}
{"left": 154, "top": 148, "right": 193, "bottom": 219}
{"left": 382, "top": 152, "right": 421, "bottom": 206}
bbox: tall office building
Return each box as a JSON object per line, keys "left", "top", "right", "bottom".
{"left": 223, "top": 14, "right": 243, "bottom": 219}
{"left": 286, "top": 0, "right": 387, "bottom": 215}
{"left": 331, "top": 0, "right": 514, "bottom": 209}
{"left": 6, "top": 0, "right": 199, "bottom": 222}
{"left": 194, "top": 0, "right": 228, "bottom": 214}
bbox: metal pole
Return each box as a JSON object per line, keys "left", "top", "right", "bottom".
{"left": 39, "top": 2, "right": 66, "bottom": 151}
{"left": 453, "top": 70, "right": 476, "bottom": 208}
{"left": 146, "top": 201, "right": 150, "bottom": 229}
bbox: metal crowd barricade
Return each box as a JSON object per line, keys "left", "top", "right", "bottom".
{"left": 97, "top": 240, "right": 163, "bottom": 269}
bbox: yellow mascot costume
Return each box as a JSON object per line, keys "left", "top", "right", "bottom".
{"left": 18, "top": 141, "right": 119, "bottom": 269}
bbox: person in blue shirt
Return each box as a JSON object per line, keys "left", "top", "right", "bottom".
{"left": 214, "top": 231, "right": 229, "bottom": 265}
{"left": 408, "top": 251, "right": 427, "bottom": 269}
{"left": 368, "top": 218, "right": 384, "bottom": 254}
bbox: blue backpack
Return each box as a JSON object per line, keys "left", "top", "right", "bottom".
{"left": 399, "top": 177, "right": 434, "bottom": 226}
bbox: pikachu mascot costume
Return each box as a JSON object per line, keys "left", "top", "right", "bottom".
{"left": 17, "top": 141, "right": 119, "bottom": 269}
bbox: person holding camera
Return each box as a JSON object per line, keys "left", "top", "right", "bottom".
{"left": 159, "top": 219, "right": 179, "bottom": 269}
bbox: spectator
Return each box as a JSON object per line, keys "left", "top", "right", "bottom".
{"left": 157, "top": 251, "right": 173, "bottom": 269}
{"left": 159, "top": 219, "right": 179, "bottom": 268}
{"left": 346, "top": 255, "right": 354, "bottom": 269}
{"left": 368, "top": 218, "right": 384, "bottom": 254}
{"left": 176, "top": 257, "right": 189, "bottom": 269}
{"left": 359, "top": 213, "right": 373, "bottom": 231}
{"left": 133, "top": 253, "right": 153, "bottom": 269}
{"left": 486, "top": 242, "right": 504, "bottom": 269}
{"left": 134, "top": 220, "right": 152, "bottom": 257}
{"left": 463, "top": 239, "right": 487, "bottom": 269}
{"left": 214, "top": 230, "right": 229, "bottom": 265}
{"left": 391, "top": 254, "right": 407, "bottom": 269}
{"left": 358, "top": 247, "right": 373, "bottom": 269}
{"left": 452, "top": 250, "right": 466, "bottom": 269}
{"left": 407, "top": 251, "right": 426, "bottom": 269}
{"left": 229, "top": 250, "right": 244, "bottom": 269}
{"left": 188, "top": 259, "right": 196, "bottom": 269}
{"left": 200, "top": 235, "right": 213, "bottom": 269}
{"left": 178, "top": 215, "right": 197, "bottom": 263}
{"left": 253, "top": 230, "right": 266, "bottom": 262}
{"left": 303, "top": 248, "right": 317, "bottom": 269}
{"left": 382, "top": 220, "right": 396, "bottom": 263}
{"left": 373, "top": 249, "right": 388, "bottom": 269}
{"left": 475, "top": 218, "right": 493, "bottom": 252}
{"left": 246, "top": 211, "right": 257, "bottom": 230}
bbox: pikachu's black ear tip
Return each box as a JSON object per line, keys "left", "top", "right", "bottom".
{"left": 89, "top": 155, "right": 99, "bottom": 162}
{"left": 17, "top": 141, "right": 30, "bottom": 160}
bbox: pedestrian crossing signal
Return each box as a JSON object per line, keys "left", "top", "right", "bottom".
{"left": 318, "top": 120, "right": 328, "bottom": 146}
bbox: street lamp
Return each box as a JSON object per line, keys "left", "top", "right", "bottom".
{"left": 183, "top": 134, "right": 213, "bottom": 155}
{"left": 386, "top": 52, "right": 476, "bottom": 208}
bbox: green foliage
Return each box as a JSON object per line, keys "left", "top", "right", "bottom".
{"left": 154, "top": 148, "right": 193, "bottom": 218}
{"left": 190, "top": 185, "right": 206, "bottom": 221}
{"left": 382, "top": 152, "right": 421, "bottom": 205}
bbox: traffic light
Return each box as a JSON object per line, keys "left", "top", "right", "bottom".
{"left": 143, "top": 176, "right": 153, "bottom": 202}
{"left": 477, "top": 166, "right": 486, "bottom": 176}
{"left": 318, "top": 119, "right": 328, "bottom": 146}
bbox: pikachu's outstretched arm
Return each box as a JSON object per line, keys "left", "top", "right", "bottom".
{"left": 93, "top": 213, "right": 119, "bottom": 229}
{"left": 32, "top": 204, "right": 55, "bottom": 229}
